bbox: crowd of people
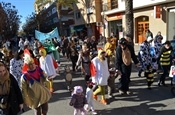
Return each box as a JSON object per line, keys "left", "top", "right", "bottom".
{"left": 0, "top": 31, "right": 175, "bottom": 115}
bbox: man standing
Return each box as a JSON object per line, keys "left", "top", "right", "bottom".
{"left": 116, "top": 38, "right": 139, "bottom": 95}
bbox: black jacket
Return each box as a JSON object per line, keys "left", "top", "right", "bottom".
{"left": 116, "top": 44, "right": 139, "bottom": 71}
{"left": 7, "top": 74, "right": 24, "bottom": 115}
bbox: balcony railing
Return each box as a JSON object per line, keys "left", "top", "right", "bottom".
{"left": 103, "top": 1, "right": 118, "bottom": 11}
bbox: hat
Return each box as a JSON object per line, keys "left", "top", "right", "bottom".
{"left": 147, "top": 36, "right": 153, "bottom": 42}
{"left": 74, "top": 86, "right": 83, "bottom": 94}
{"left": 119, "top": 38, "right": 127, "bottom": 45}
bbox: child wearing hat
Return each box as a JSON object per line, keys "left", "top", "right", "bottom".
{"left": 70, "top": 86, "right": 87, "bottom": 115}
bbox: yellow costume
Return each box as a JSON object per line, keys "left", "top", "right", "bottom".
{"left": 104, "top": 39, "right": 113, "bottom": 57}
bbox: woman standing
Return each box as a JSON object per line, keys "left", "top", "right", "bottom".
{"left": 0, "top": 62, "right": 24, "bottom": 115}
{"left": 76, "top": 42, "right": 91, "bottom": 82}
{"left": 67, "top": 41, "right": 78, "bottom": 71}
{"left": 10, "top": 50, "right": 24, "bottom": 86}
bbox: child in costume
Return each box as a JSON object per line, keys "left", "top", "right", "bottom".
{"left": 43, "top": 39, "right": 60, "bottom": 63}
{"left": 108, "top": 68, "right": 118, "bottom": 98}
{"left": 39, "top": 48, "right": 59, "bottom": 93}
{"left": 70, "top": 86, "right": 87, "bottom": 115}
{"left": 145, "top": 64, "right": 155, "bottom": 89}
{"left": 86, "top": 82, "right": 97, "bottom": 115}
{"left": 91, "top": 49, "right": 109, "bottom": 105}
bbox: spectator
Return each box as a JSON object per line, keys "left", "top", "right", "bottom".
{"left": 0, "top": 62, "right": 24, "bottom": 114}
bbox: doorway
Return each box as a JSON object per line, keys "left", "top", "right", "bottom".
{"left": 135, "top": 16, "right": 149, "bottom": 43}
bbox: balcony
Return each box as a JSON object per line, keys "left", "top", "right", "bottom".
{"left": 103, "top": 1, "right": 118, "bottom": 11}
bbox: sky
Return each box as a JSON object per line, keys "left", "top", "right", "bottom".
{"left": 1, "top": 0, "right": 35, "bottom": 25}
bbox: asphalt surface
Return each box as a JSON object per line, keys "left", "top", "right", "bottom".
{"left": 20, "top": 45, "right": 175, "bottom": 115}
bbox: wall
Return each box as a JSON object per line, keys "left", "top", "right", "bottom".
{"left": 168, "top": 11, "right": 175, "bottom": 40}
{"left": 73, "top": 0, "right": 97, "bottom": 26}
{"left": 105, "top": 0, "right": 175, "bottom": 15}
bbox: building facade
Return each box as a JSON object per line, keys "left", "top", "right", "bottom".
{"left": 34, "top": 1, "right": 74, "bottom": 36}
{"left": 103, "top": 0, "right": 175, "bottom": 44}
{"left": 73, "top": 0, "right": 103, "bottom": 40}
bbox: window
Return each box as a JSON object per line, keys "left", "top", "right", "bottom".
{"left": 111, "top": 0, "right": 118, "bottom": 9}
{"left": 76, "top": 12, "right": 81, "bottom": 19}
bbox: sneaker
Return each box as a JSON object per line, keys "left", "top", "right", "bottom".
{"left": 126, "top": 91, "right": 131, "bottom": 95}
{"left": 119, "top": 90, "right": 125, "bottom": 95}
{"left": 92, "top": 111, "right": 97, "bottom": 115}
{"left": 67, "top": 86, "right": 70, "bottom": 90}
{"left": 100, "top": 99, "right": 107, "bottom": 105}
{"left": 93, "top": 95, "right": 98, "bottom": 101}
{"left": 158, "top": 82, "right": 161, "bottom": 86}
{"left": 108, "top": 95, "right": 113, "bottom": 99}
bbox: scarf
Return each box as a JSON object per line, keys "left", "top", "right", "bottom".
{"left": 122, "top": 47, "right": 131, "bottom": 66}
{"left": 0, "top": 71, "right": 10, "bottom": 95}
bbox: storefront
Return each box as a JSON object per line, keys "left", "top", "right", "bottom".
{"left": 106, "top": 13, "right": 123, "bottom": 39}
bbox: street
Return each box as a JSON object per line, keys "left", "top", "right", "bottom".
{"left": 21, "top": 46, "right": 175, "bottom": 115}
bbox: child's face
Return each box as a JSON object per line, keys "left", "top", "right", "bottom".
{"left": 89, "top": 85, "right": 93, "bottom": 89}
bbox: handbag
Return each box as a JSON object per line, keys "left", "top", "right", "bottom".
{"left": 169, "top": 65, "right": 175, "bottom": 78}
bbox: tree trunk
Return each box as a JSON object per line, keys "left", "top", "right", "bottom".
{"left": 125, "top": 0, "right": 134, "bottom": 42}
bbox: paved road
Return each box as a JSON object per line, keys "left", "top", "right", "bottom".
{"left": 21, "top": 61, "right": 175, "bottom": 115}
{"left": 20, "top": 45, "right": 175, "bottom": 115}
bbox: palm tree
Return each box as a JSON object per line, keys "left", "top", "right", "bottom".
{"left": 125, "top": 0, "right": 134, "bottom": 46}
{"left": 35, "top": 0, "right": 78, "bottom": 35}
